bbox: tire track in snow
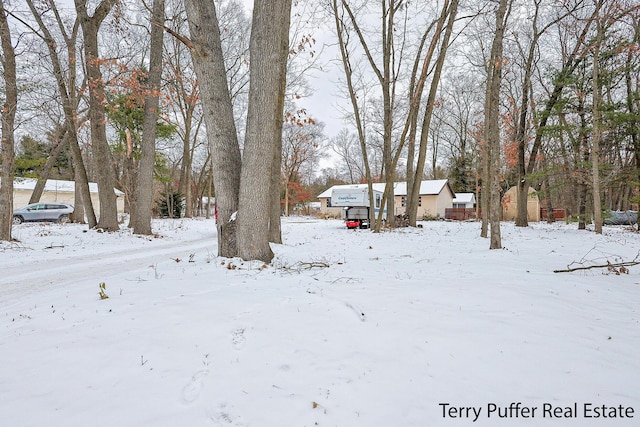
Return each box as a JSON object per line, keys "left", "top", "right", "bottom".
{"left": 1, "top": 236, "right": 216, "bottom": 300}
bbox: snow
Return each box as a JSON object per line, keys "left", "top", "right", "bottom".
{"left": 1, "top": 218, "right": 639, "bottom": 426}
{"left": 317, "top": 179, "right": 450, "bottom": 198}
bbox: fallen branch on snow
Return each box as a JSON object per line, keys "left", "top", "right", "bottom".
{"left": 554, "top": 260, "right": 639, "bottom": 274}
{"left": 44, "top": 243, "right": 65, "bottom": 249}
{"left": 296, "top": 261, "right": 331, "bottom": 270}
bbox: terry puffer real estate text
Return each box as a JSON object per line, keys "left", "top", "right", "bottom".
{"left": 439, "top": 402, "right": 635, "bottom": 422}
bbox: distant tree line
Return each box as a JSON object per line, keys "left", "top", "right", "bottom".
{"left": 0, "top": 0, "right": 638, "bottom": 254}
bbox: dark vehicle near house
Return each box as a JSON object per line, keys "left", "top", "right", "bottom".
{"left": 12, "top": 203, "right": 74, "bottom": 224}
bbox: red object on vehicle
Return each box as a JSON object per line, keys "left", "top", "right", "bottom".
{"left": 346, "top": 220, "right": 360, "bottom": 229}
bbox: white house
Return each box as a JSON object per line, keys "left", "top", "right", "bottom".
{"left": 452, "top": 193, "right": 476, "bottom": 209}
{"left": 9, "top": 178, "right": 125, "bottom": 213}
{"left": 317, "top": 179, "right": 456, "bottom": 219}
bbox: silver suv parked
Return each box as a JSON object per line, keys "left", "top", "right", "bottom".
{"left": 12, "top": 203, "right": 74, "bottom": 224}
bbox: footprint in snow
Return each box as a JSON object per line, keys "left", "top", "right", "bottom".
{"left": 182, "top": 370, "right": 208, "bottom": 403}
{"left": 231, "top": 328, "right": 246, "bottom": 350}
{"left": 209, "top": 403, "right": 247, "bottom": 426}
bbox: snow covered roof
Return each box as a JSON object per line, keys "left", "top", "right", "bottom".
{"left": 318, "top": 179, "right": 454, "bottom": 199}
{"left": 453, "top": 193, "right": 476, "bottom": 204}
{"left": 11, "top": 178, "right": 124, "bottom": 196}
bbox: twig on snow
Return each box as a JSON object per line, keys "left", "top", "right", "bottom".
{"left": 554, "top": 248, "right": 640, "bottom": 274}
{"left": 554, "top": 260, "right": 638, "bottom": 274}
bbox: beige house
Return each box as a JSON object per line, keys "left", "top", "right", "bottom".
{"left": 502, "top": 186, "right": 540, "bottom": 222}
{"left": 11, "top": 178, "right": 125, "bottom": 214}
{"left": 317, "top": 179, "right": 456, "bottom": 219}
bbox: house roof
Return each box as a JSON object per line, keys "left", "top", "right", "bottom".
{"left": 453, "top": 193, "right": 476, "bottom": 204}
{"left": 318, "top": 179, "right": 455, "bottom": 199}
{"left": 11, "top": 178, "right": 124, "bottom": 196}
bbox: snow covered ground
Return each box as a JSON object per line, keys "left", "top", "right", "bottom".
{"left": 1, "top": 217, "right": 639, "bottom": 427}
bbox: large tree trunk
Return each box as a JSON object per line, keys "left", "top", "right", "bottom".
{"left": 132, "top": 0, "right": 164, "bottom": 235}
{"left": 185, "top": 0, "right": 241, "bottom": 258}
{"left": 75, "top": 0, "right": 119, "bottom": 231}
{"left": 237, "top": 0, "right": 292, "bottom": 262}
{"left": 0, "top": 0, "right": 16, "bottom": 241}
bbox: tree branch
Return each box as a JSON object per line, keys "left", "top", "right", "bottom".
{"left": 554, "top": 260, "right": 639, "bottom": 273}
{"left": 156, "top": 20, "right": 194, "bottom": 51}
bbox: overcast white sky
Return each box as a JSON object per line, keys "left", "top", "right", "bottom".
{"left": 241, "top": 0, "right": 346, "bottom": 140}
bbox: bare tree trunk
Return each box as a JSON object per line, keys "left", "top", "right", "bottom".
{"left": 133, "top": 0, "right": 164, "bottom": 235}
{"left": 332, "top": 0, "right": 376, "bottom": 230}
{"left": 409, "top": 0, "right": 458, "bottom": 226}
{"left": 181, "top": 139, "right": 193, "bottom": 218}
{"left": 29, "top": 127, "right": 68, "bottom": 204}
{"left": 284, "top": 178, "right": 291, "bottom": 216}
{"left": 72, "top": 162, "right": 86, "bottom": 224}
{"left": 69, "top": 138, "right": 96, "bottom": 225}
{"left": 405, "top": 15, "right": 443, "bottom": 226}
{"left": 485, "top": 0, "right": 511, "bottom": 249}
{"left": 268, "top": 131, "right": 283, "bottom": 242}
{"left": 574, "top": 96, "right": 589, "bottom": 229}
{"left": 480, "top": 141, "right": 489, "bottom": 236}
{"left": 380, "top": 1, "right": 395, "bottom": 228}
{"left": 592, "top": 10, "right": 604, "bottom": 234}
{"left": 237, "top": 0, "right": 292, "bottom": 262}
{"left": 75, "top": 0, "right": 119, "bottom": 231}
{"left": 542, "top": 151, "right": 555, "bottom": 224}
{"left": 0, "top": 0, "right": 16, "bottom": 241}
{"left": 513, "top": 4, "right": 542, "bottom": 228}
{"left": 27, "top": 0, "right": 96, "bottom": 226}
{"left": 269, "top": 31, "right": 289, "bottom": 243}
{"left": 206, "top": 160, "right": 213, "bottom": 219}
{"left": 185, "top": 0, "right": 242, "bottom": 258}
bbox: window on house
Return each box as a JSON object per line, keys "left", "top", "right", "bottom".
{"left": 375, "top": 194, "right": 381, "bottom": 208}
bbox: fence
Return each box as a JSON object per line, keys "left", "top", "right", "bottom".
{"left": 445, "top": 207, "right": 567, "bottom": 221}
{"left": 540, "top": 208, "right": 566, "bottom": 220}
{"left": 445, "top": 208, "right": 477, "bottom": 221}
